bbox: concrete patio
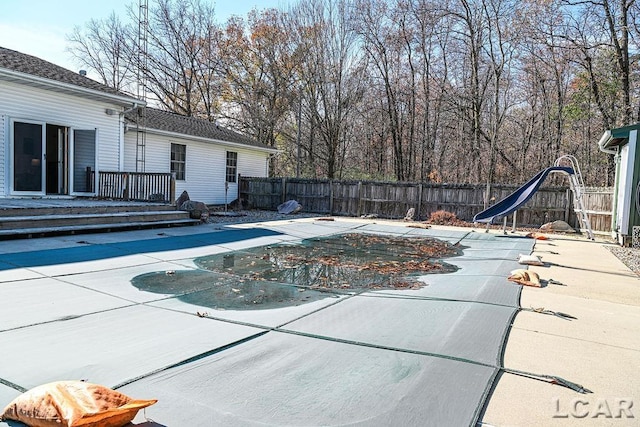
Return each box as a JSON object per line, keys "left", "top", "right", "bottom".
{"left": 482, "top": 232, "right": 640, "bottom": 426}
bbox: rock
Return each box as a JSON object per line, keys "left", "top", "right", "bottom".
{"left": 277, "top": 200, "right": 302, "bottom": 214}
{"left": 540, "top": 220, "right": 576, "bottom": 233}
{"left": 228, "top": 198, "right": 248, "bottom": 210}
{"left": 175, "top": 190, "right": 190, "bottom": 208}
{"left": 404, "top": 208, "right": 415, "bottom": 221}
{"left": 361, "top": 213, "right": 378, "bottom": 219}
{"left": 180, "top": 200, "right": 209, "bottom": 220}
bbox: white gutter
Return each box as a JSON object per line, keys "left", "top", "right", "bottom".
{"left": 136, "top": 126, "right": 279, "bottom": 154}
{"left": 122, "top": 103, "right": 140, "bottom": 115}
{"left": 0, "top": 68, "right": 144, "bottom": 107}
{"left": 118, "top": 103, "right": 141, "bottom": 170}
{"left": 598, "top": 130, "right": 617, "bottom": 154}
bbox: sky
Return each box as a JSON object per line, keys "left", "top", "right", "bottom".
{"left": 0, "top": 0, "right": 288, "bottom": 74}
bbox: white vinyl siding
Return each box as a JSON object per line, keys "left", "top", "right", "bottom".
{"left": 617, "top": 132, "right": 637, "bottom": 239}
{"left": 0, "top": 114, "right": 5, "bottom": 193}
{"left": 0, "top": 80, "right": 123, "bottom": 196}
{"left": 238, "top": 150, "right": 269, "bottom": 178}
{"left": 124, "top": 131, "right": 269, "bottom": 204}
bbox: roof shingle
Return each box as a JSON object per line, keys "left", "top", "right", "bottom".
{"left": 126, "top": 107, "right": 272, "bottom": 151}
{"left": 0, "top": 46, "right": 135, "bottom": 99}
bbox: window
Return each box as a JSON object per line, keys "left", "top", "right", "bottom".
{"left": 226, "top": 151, "right": 237, "bottom": 183}
{"left": 171, "top": 143, "right": 186, "bottom": 180}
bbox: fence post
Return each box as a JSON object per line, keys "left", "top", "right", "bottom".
{"left": 329, "top": 180, "right": 334, "bottom": 215}
{"left": 357, "top": 181, "right": 363, "bottom": 217}
{"left": 281, "top": 177, "right": 287, "bottom": 204}
{"left": 417, "top": 183, "right": 423, "bottom": 220}
{"left": 170, "top": 172, "right": 176, "bottom": 204}
{"left": 565, "top": 188, "right": 572, "bottom": 224}
{"left": 123, "top": 173, "right": 130, "bottom": 200}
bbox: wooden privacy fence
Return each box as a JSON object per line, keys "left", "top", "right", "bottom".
{"left": 240, "top": 177, "right": 614, "bottom": 232}
{"left": 97, "top": 171, "right": 176, "bottom": 202}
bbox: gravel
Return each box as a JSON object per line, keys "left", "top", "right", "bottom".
{"left": 207, "top": 209, "right": 324, "bottom": 225}
{"left": 605, "top": 245, "right": 640, "bottom": 276}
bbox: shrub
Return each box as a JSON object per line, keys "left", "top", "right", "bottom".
{"left": 427, "top": 210, "right": 462, "bottom": 225}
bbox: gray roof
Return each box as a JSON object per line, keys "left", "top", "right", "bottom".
{"left": 0, "top": 46, "right": 269, "bottom": 151}
{"left": 126, "top": 107, "right": 273, "bottom": 151}
{"left": 0, "top": 46, "right": 136, "bottom": 101}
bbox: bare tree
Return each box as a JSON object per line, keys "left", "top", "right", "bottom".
{"left": 139, "top": 0, "right": 220, "bottom": 117}
{"left": 64, "top": 0, "right": 637, "bottom": 186}
{"left": 219, "top": 9, "right": 301, "bottom": 148}
{"left": 67, "top": 13, "right": 135, "bottom": 92}
{"left": 291, "top": 0, "right": 366, "bottom": 179}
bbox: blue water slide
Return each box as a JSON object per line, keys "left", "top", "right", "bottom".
{"left": 473, "top": 166, "right": 574, "bottom": 223}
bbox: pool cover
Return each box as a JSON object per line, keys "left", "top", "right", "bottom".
{"left": 0, "top": 222, "right": 534, "bottom": 426}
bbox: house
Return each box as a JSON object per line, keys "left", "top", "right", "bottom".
{"left": 598, "top": 123, "right": 640, "bottom": 245}
{"left": 123, "top": 107, "right": 276, "bottom": 205}
{"left": 0, "top": 46, "right": 276, "bottom": 205}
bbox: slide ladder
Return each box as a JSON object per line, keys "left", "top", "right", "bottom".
{"left": 555, "top": 155, "right": 594, "bottom": 240}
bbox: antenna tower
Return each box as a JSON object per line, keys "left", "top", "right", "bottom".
{"left": 135, "top": 0, "right": 149, "bottom": 173}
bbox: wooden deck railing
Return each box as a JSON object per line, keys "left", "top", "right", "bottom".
{"left": 97, "top": 171, "right": 176, "bottom": 203}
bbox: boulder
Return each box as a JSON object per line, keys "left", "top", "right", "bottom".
{"left": 180, "top": 200, "right": 209, "bottom": 221}
{"left": 228, "top": 198, "right": 248, "bottom": 210}
{"left": 539, "top": 220, "right": 576, "bottom": 233}
{"left": 277, "top": 200, "right": 302, "bottom": 214}
{"left": 404, "top": 208, "right": 415, "bottom": 221}
{"left": 175, "top": 190, "right": 190, "bottom": 208}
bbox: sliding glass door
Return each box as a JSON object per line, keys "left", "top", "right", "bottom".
{"left": 72, "top": 129, "right": 96, "bottom": 194}
{"left": 11, "top": 120, "right": 96, "bottom": 196}
{"left": 12, "top": 121, "right": 44, "bottom": 193}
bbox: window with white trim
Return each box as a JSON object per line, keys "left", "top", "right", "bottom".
{"left": 226, "top": 151, "right": 237, "bottom": 183}
{"left": 171, "top": 143, "right": 186, "bottom": 180}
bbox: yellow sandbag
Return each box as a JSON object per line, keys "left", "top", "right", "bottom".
{"left": 1, "top": 381, "right": 156, "bottom": 427}
{"left": 508, "top": 269, "right": 542, "bottom": 287}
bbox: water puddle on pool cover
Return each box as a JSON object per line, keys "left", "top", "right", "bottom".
{"left": 132, "top": 233, "right": 462, "bottom": 310}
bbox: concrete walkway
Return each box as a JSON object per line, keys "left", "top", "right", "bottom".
{"left": 482, "top": 234, "right": 640, "bottom": 426}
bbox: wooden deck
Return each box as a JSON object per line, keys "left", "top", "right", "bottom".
{"left": 0, "top": 197, "right": 200, "bottom": 239}
{"left": 0, "top": 197, "right": 166, "bottom": 210}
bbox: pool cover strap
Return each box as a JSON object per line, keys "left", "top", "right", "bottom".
{"left": 503, "top": 368, "right": 592, "bottom": 394}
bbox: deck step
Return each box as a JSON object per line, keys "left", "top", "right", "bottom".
{"left": 0, "top": 218, "right": 200, "bottom": 240}
{"left": 0, "top": 204, "right": 176, "bottom": 217}
{"left": 0, "top": 211, "right": 194, "bottom": 230}
{"left": 0, "top": 200, "right": 203, "bottom": 239}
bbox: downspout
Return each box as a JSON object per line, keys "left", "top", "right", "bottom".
{"left": 611, "top": 148, "right": 621, "bottom": 238}
{"left": 598, "top": 130, "right": 620, "bottom": 237}
{"left": 119, "top": 103, "right": 140, "bottom": 171}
